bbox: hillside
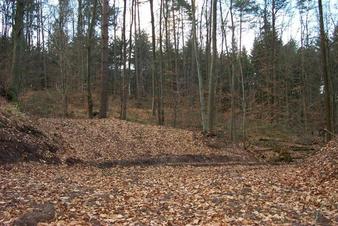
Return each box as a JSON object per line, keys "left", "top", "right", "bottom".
{"left": 0, "top": 105, "right": 60, "bottom": 164}
{"left": 37, "top": 117, "right": 257, "bottom": 166}
{"left": 0, "top": 108, "right": 336, "bottom": 225}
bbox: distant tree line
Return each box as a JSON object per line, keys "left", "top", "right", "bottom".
{"left": 0, "top": 0, "right": 337, "bottom": 140}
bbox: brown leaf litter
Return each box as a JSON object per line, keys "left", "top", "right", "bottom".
{"left": 0, "top": 113, "right": 337, "bottom": 225}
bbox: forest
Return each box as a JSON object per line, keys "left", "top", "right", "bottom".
{"left": 0, "top": 0, "right": 337, "bottom": 225}
{"left": 0, "top": 0, "right": 337, "bottom": 138}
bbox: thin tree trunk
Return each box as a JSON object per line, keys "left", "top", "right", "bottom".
{"left": 206, "top": 0, "right": 217, "bottom": 133}
{"left": 300, "top": 14, "right": 308, "bottom": 133}
{"left": 157, "top": 0, "right": 164, "bottom": 125}
{"left": 99, "top": 0, "right": 109, "bottom": 118}
{"left": 120, "top": 0, "right": 128, "bottom": 120}
{"left": 77, "top": 0, "right": 85, "bottom": 95}
{"left": 191, "top": 0, "right": 207, "bottom": 132}
{"left": 271, "top": 0, "right": 277, "bottom": 121}
{"left": 205, "top": 0, "right": 210, "bottom": 83}
{"left": 229, "top": 0, "right": 236, "bottom": 142}
{"left": 172, "top": 3, "right": 179, "bottom": 127}
{"left": 112, "top": 0, "right": 117, "bottom": 96}
{"left": 238, "top": 11, "right": 246, "bottom": 144}
{"left": 39, "top": 0, "right": 47, "bottom": 89}
{"left": 149, "top": 0, "right": 157, "bottom": 116}
{"left": 57, "top": 0, "right": 68, "bottom": 117}
{"left": 134, "top": 0, "right": 140, "bottom": 100}
{"left": 86, "top": 0, "right": 97, "bottom": 118}
{"left": 122, "top": 0, "right": 134, "bottom": 120}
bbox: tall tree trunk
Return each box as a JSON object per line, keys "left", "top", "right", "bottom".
{"left": 37, "top": 0, "right": 47, "bottom": 89}
{"left": 318, "top": 0, "right": 334, "bottom": 139}
{"left": 9, "top": 0, "right": 25, "bottom": 100}
{"left": 120, "top": 0, "right": 128, "bottom": 119}
{"left": 36, "top": 0, "right": 42, "bottom": 89}
{"left": 271, "top": 0, "right": 277, "bottom": 121}
{"left": 206, "top": 0, "right": 217, "bottom": 133}
{"left": 58, "top": 0, "right": 69, "bottom": 117}
{"left": 86, "top": 0, "right": 97, "bottom": 118}
{"left": 263, "top": 0, "right": 270, "bottom": 118}
{"left": 134, "top": 0, "right": 140, "bottom": 100}
{"left": 77, "top": 0, "right": 83, "bottom": 37}
{"left": 204, "top": 0, "right": 210, "bottom": 83}
{"left": 121, "top": 0, "right": 134, "bottom": 120}
{"left": 238, "top": 10, "right": 246, "bottom": 144}
{"left": 40, "top": 0, "right": 47, "bottom": 89}
{"left": 149, "top": 0, "right": 157, "bottom": 116}
{"left": 172, "top": 2, "right": 179, "bottom": 127}
{"left": 157, "top": 0, "right": 164, "bottom": 125}
{"left": 77, "top": 0, "right": 85, "bottom": 96}
{"left": 112, "top": 0, "right": 117, "bottom": 96}
{"left": 99, "top": 0, "right": 109, "bottom": 118}
{"left": 300, "top": 12, "right": 308, "bottom": 133}
{"left": 25, "top": 7, "right": 30, "bottom": 50}
{"left": 229, "top": 0, "right": 236, "bottom": 141}
{"left": 192, "top": 0, "right": 207, "bottom": 132}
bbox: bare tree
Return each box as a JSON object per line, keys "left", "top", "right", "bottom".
{"left": 157, "top": 0, "right": 164, "bottom": 125}
{"left": 149, "top": 0, "right": 157, "bottom": 116}
{"left": 318, "top": 0, "right": 334, "bottom": 139}
{"left": 229, "top": 0, "right": 236, "bottom": 141}
{"left": 99, "top": 0, "right": 109, "bottom": 118}
{"left": 86, "top": 0, "right": 97, "bottom": 118}
{"left": 172, "top": 1, "right": 179, "bottom": 127}
{"left": 134, "top": 0, "right": 140, "bottom": 100}
{"left": 56, "top": 0, "right": 70, "bottom": 117}
{"left": 120, "top": 0, "right": 128, "bottom": 120}
{"left": 9, "top": 0, "right": 25, "bottom": 100}
{"left": 191, "top": 0, "right": 207, "bottom": 132}
{"left": 206, "top": 0, "right": 217, "bottom": 133}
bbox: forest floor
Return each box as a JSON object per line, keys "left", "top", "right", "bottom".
{"left": 0, "top": 106, "right": 337, "bottom": 225}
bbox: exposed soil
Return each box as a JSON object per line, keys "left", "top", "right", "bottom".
{"left": 0, "top": 107, "right": 60, "bottom": 164}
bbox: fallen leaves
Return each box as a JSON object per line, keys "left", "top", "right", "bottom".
{"left": 0, "top": 116, "right": 337, "bottom": 225}
{"left": 36, "top": 117, "right": 255, "bottom": 164}
{"left": 0, "top": 162, "right": 337, "bottom": 225}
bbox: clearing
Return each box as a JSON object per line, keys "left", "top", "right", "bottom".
{"left": 0, "top": 108, "right": 337, "bottom": 225}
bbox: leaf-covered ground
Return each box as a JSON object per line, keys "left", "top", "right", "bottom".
{"left": 0, "top": 117, "right": 337, "bottom": 225}
{"left": 36, "top": 118, "right": 256, "bottom": 163}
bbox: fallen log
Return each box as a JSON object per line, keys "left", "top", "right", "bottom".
{"left": 256, "top": 138, "right": 317, "bottom": 151}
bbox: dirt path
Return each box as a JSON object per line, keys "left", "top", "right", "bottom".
{"left": 0, "top": 118, "right": 337, "bottom": 225}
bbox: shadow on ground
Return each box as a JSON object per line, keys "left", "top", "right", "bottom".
{"left": 65, "top": 154, "right": 260, "bottom": 168}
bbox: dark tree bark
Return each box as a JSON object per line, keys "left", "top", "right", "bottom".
{"left": 192, "top": 0, "right": 207, "bottom": 132}
{"left": 99, "top": 0, "right": 109, "bottom": 118}
{"left": 172, "top": 3, "right": 179, "bottom": 127}
{"left": 134, "top": 0, "right": 140, "bottom": 100}
{"left": 9, "top": 0, "right": 25, "bottom": 100}
{"left": 120, "top": 0, "right": 128, "bottom": 120}
{"left": 149, "top": 0, "right": 157, "bottom": 116}
{"left": 86, "top": 0, "right": 97, "bottom": 118}
{"left": 229, "top": 0, "right": 236, "bottom": 141}
{"left": 157, "top": 0, "right": 164, "bottom": 125}
{"left": 206, "top": 0, "right": 217, "bottom": 133}
{"left": 57, "top": 0, "right": 69, "bottom": 117}
{"left": 318, "top": 0, "right": 334, "bottom": 139}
